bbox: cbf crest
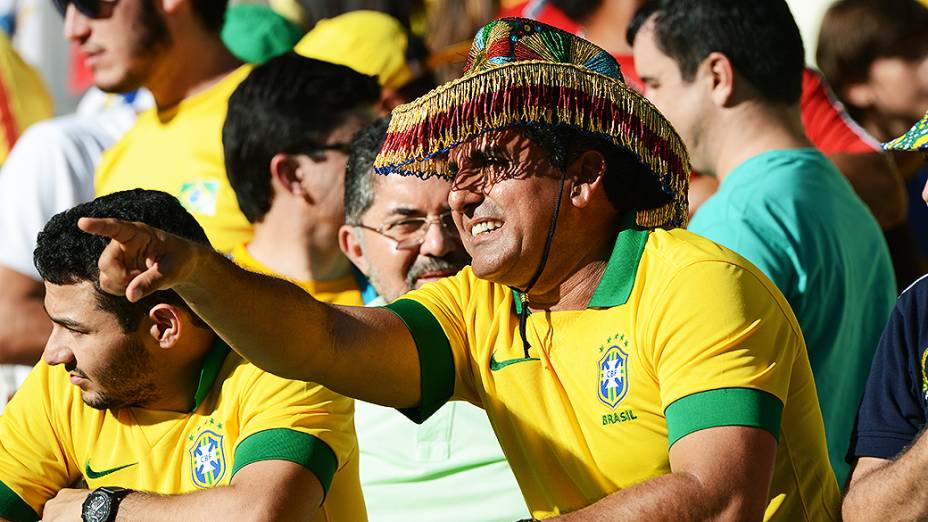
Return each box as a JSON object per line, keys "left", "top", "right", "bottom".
{"left": 189, "top": 429, "right": 226, "bottom": 488}
{"left": 598, "top": 345, "right": 629, "bottom": 409}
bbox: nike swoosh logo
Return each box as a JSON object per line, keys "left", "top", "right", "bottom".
{"left": 85, "top": 460, "right": 138, "bottom": 479}
{"left": 489, "top": 352, "right": 540, "bottom": 371}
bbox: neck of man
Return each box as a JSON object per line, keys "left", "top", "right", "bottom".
{"left": 582, "top": 0, "right": 641, "bottom": 57}
{"left": 707, "top": 101, "right": 811, "bottom": 182}
{"left": 248, "top": 207, "right": 353, "bottom": 283}
{"left": 142, "top": 330, "right": 217, "bottom": 413}
{"left": 146, "top": 31, "right": 242, "bottom": 110}
{"left": 523, "top": 220, "right": 618, "bottom": 312}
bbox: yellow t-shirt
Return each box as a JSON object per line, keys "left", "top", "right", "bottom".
{"left": 385, "top": 226, "right": 840, "bottom": 520}
{"left": 0, "top": 340, "right": 366, "bottom": 522}
{"left": 95, "top": 66, "right": 253, "bottom": 253}
{"left": 0, "top": 32, "right": 53, "bottom": 165}
{"left": 230, "top": 243, "right": 364, "bottom": 306}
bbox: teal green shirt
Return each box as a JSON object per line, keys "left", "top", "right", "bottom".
{"left": 689, "top": 148, "right": 895, "bottom": 485}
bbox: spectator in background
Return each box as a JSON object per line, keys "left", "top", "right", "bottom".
{"left": 817, "top": 0, "right": 928, "bottom": 267}
{"left": 294, "top": 9, "right": 435, "bottom": 114}
{"left": 629, "top": 0, "right": 896, "bottom": 486}
{"left": 339, "top": 118, "right": 527, "bottom": 521}
{"left": 58, "top": 0, "right": 252, "bottom": 252}
{"left": 222, "top": 53, "right": 380, "bottom": 306}
{"left": 844, "top": 111, "right": 928, "bottom": 521}
{"left": 0, "top": 190, "right": 363, "bottom": 522}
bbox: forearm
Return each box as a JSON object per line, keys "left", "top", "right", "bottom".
{"left": 829, "top": 152, "right": 907, "bottom": 229}
{"left": 553, "top": 472, "right": 734, "bottom": 522}
{"left": 115, "top": 485, "right": 310, "bottom": 522}
{"left": 0, "top": 267, "right": 51, "bottom": 365}
{"left": 176, "top": 246, "right": 421, "bottom": 408}
{"left": 844, "top": 437, "right": 928, "bottom": 521}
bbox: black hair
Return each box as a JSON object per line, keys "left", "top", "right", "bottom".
{"left": 627, "top": 0, "right": 805, "bottom": 104}
{"left": 549, "top": 0, "right": 603, "bottom": 23}
{"left": 520, "top": 124, "right": 671, "bottom": 214}
{"left": 223, "top": 53, "right": 381, "bottom": 223}
{"left": 34, "top": 190, "right": 211, "bottom": 333}
{"left": 191, "top": 0, "right": 228, "bottom": 33}
{"left": 344, "top": 116, "right": 391, "bottom": 225}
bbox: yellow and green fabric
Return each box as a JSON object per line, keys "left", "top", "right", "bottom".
{"left": 0, "top": 339, "right": 365, "bottom": 522}
{"left": 883, "top": 110, "right": 928, "bottom": 152}
{"left": 384, "top": 224, "right": 840, "bottom": 520}
{"left": 95, "top": 66, "right": 254, "bottom": 253}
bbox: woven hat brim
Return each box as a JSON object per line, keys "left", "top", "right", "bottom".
{"left": 373, "top": 60, "right": 691, "bottom": 229}
{"left": 883, "top": 112, "right": 928, "bottom": 152}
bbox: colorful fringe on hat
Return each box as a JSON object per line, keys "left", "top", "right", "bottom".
{"left": 373, "top": 17, "right": 691, "bottom": 229}
{"left": 883, "top": 111, "right": 928, "bottom": 152}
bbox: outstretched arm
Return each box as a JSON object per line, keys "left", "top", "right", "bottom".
{"left": 42, "top": 460, "right": 323, "bottom": 522}
{"left": 78, "top": 217, "right": 422, "bottom": 408}
{"left": 0, "top": 267, "right": 49, "bottom": 365}
{"left": 843, "top": 436, "right": 928, "bottom": 521}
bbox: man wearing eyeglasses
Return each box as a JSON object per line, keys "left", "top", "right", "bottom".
{"left": 337, "top": 117, "right": 527, "bottom": 521}
{"left": 55, "top": 0, "right": 252, "bottom": 253}
{"left": 222, "top": 53, "right": 380, "bottom": 307}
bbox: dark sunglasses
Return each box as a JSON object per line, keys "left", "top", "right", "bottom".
{"left": 52, "top": 0, "right": 118, "bottom": 19}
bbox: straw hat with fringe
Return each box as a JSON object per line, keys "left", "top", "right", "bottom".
{"left": 373, "top": 17, "right": 691, "bottom": 229}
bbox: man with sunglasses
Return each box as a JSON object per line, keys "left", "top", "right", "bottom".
{"left": 56, "top": 0, "right": 252, "bottom": 253}
{"left": 222, "top": 53, "right": 380, "bottom": 306}
{"left": 338, "top": 117, "right": 527, "bottom": 521}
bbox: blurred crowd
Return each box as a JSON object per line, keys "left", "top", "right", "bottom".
{"left": 0, "top": 0, "right": 926, "bottom": 521}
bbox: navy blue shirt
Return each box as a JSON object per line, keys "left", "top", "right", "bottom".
{"left": 850, "top": 274, "right": 928, "bottom": 461}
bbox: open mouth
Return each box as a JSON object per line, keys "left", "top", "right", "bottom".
{"left": 470, "top": 219, "right": 503, "bottom": 237}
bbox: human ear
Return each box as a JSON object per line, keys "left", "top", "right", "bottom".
{"left": 338, "top": 225, "right": 371, "bottom": 277}
{"left": 270, "top": 153, "right": 309, "bottom": 199}
{"left": 148, "top": 304, "right": 183, "bottom": 349}
{"left": 844, "top": 83, "right": 875, "bottom": 110}
{"left": 703, "top": 52, "right": 735, "bottom": 107}
{"left": 567, "top": 150, "right": 607, "bottom": 209}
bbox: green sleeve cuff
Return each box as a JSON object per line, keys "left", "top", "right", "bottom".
{"left": 0, "top": 481, "right": 38, "bottom": 522}
{"left": 665, "top": 388, "right": 783, "bottom": 448}
{"left": 383, "top": 299, "right": 455, "bottom": 424}
{"left": 232, "top": 429, "right": 338, "bottom": 495}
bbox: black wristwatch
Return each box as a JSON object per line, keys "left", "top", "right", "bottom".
{"left": 81, "top": 487, "right": 131, "bottom": 522}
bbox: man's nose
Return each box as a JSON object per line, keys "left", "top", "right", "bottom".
{"left": 63, "top": 3, "right": 91, "bottom": 43}
{"left": 43, "top": 329, "right": 76, "bottom": 368}
{"left": 418, "top": 220, "right": 456, "bottom": 259}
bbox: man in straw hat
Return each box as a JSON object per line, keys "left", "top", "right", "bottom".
{"left": 843, "top": 111, "right": 928, "bottom": 522}
{"left": 77, "top": 18, "right": 838, "bottom": 520}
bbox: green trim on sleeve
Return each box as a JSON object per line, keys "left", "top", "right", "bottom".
{"left": 665, "top": 388, "right": 783, "bottom": 448}
{"left": 0, "top": 481, "right": 38, "bottom": 522}
{"left": 232, "top": 429, "right": 338, "bottom": 495}
{"left": 383, "top": 298, "right": 456, "bottom": 424}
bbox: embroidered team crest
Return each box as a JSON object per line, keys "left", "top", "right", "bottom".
{"left": 921, "top": 349, "right": 928, "bottom": 401}
{"left": 598, "top": 345, "right": 629, "bottom": 408}
{"left": 178, "top": 180, "right": 219, "bottom": 216}
{"left": 189, "top": 429, "right": 226, "bottom": 488}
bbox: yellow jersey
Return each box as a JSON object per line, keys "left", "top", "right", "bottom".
{"left": 385, "top": 225, "right": 840, "bottom": 520}
{"left": 0, "top": 32, "right": 52, "bottom": 165}
{"left": 230, "top": 243, "right": 364, "bottom": 306}
{"left": 0, "top": 340, "right": 365, "bottom": 522}
{"left": 95, "top": 66, "right": 253, "bottom": 253}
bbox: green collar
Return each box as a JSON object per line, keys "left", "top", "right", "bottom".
{"left": 512, "top": 217, "right": 650, "bottom": 312}
{"left": 192, "top": 338, "right": 231, "bottom": 410}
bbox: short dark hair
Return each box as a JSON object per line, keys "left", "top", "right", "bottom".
{"left": 520, "top": 125, "right": 671, "bottom": 214}
{"left": 344, "top": 116, "right": 391, "bottom": 225}
{"left": 549, "top": 0, "right": 603, "bottom": 23}
{"left": 816, "top": 0, "right": 928, "bottom": 110}
{"left": 223, "top": 53, "right": 381, "bottom": 223}
{"left": 627, "top": 0, "right": 805, "bottom": 104}
{"left": 191, "top": 0, "right": 228, "bottom": 33}
{"left": 34, "top": 190, "right": 211, "bottom": 333}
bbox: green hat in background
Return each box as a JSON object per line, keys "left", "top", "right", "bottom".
{"left": 221, "top": 3, "right": 305, "bottom": 64}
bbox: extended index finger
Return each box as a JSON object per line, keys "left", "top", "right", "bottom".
{"left": 78, "top": 217, "right": 148, "bottom": 243}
